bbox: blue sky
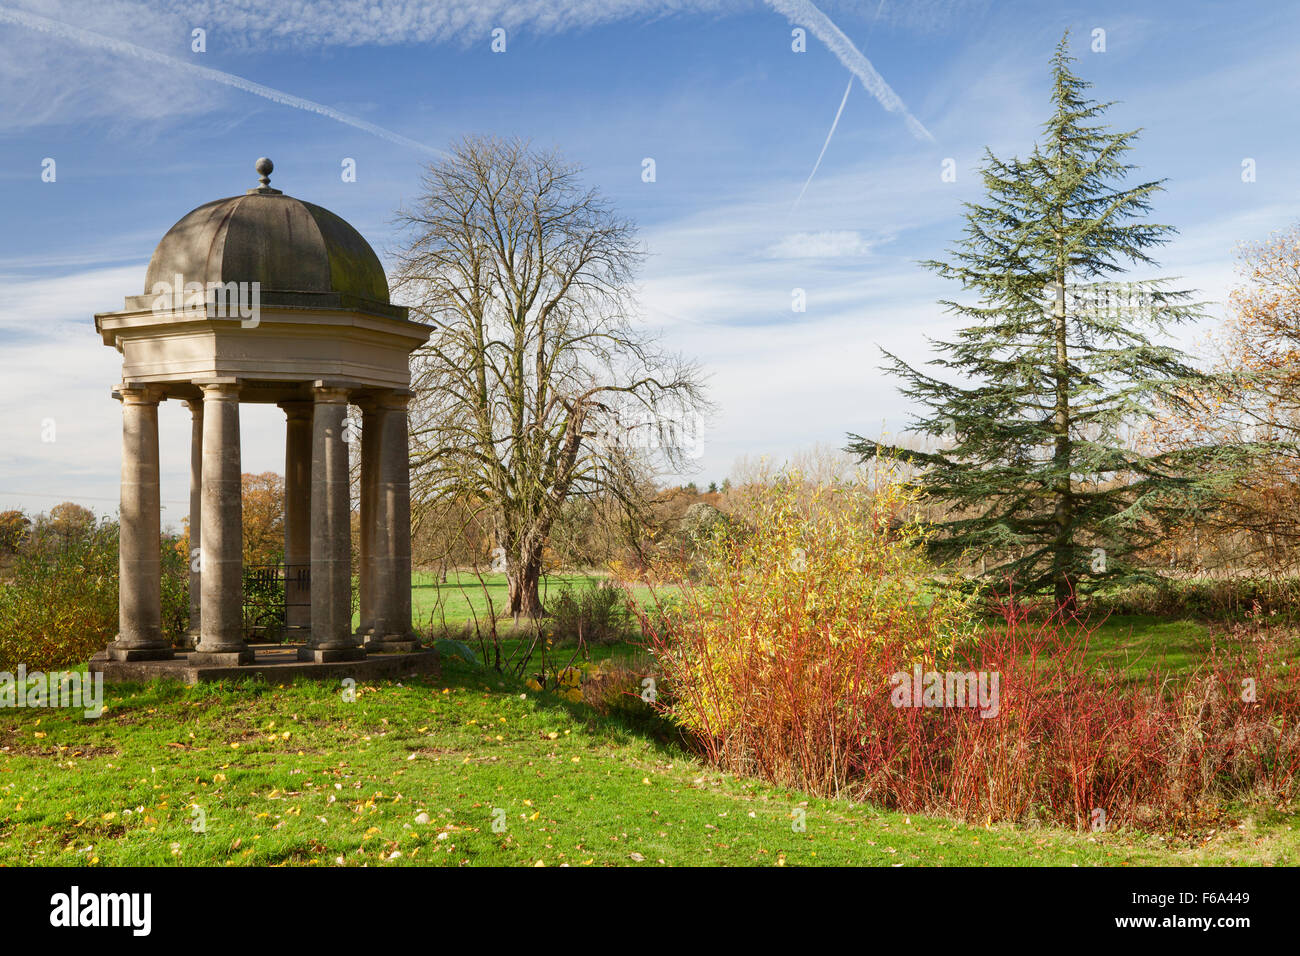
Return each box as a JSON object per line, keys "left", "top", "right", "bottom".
{"left": 1, "top": 0, "right": 1298, "bottom": 524}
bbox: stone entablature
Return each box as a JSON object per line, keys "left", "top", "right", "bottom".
{"left": 96, "top": 303, "right": 426, "bottom": 392}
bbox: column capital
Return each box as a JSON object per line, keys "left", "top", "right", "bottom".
{"left": 200, "top": 382, "right": 241, "bottom": 401}
{"left": 351, "top": 389, "right": 411, "bottom": 412}
{"left": 184, "top": 397, "right": 204, "bottom": 416}
{"left": 279, "top": 399, "right": 315, "bottom": 421}
{"left": 113, "top": 383, "right": 165, "bottom": 405}
{"left": 312, "top": 385, "right": 351, "bottom": 404}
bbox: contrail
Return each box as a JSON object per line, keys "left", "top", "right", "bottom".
{"left": 765, "top": 0, "right": 934, "bottom": 143}
{"left": 0, "top": 4, "right": 445, "bottom": 156}
{"left": 791, "top": 76, "right": 851, "bottom": 211}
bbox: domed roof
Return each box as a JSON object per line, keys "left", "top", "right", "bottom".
{"left": 144, "top": 158, "right": 389, "bottom": 304}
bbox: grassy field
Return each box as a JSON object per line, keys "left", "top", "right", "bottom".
{"left": 407, "top": 571, "right": 660, "bottom": 666}
{"left": 407, "top": 573, "right": 1272, "bottom": 678}
{"left": 1085, "top": 615, "right": 1218, "bottom": 676}
{"left": 410, "top": 571, "right": 597, "bottom": 629}
{"left": 3, "top": 657, "right": 1297, "bottom": 867}
{"left": 4, "top": 575, "right": 1296, "bottom": 867}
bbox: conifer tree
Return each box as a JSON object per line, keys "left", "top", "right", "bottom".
{"left": 849, "top": 32, "right": 1250, "bottom": 610}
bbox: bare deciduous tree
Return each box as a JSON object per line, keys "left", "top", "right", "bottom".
{"left": 393, "top": 136, "right": 709, "bottom": 617}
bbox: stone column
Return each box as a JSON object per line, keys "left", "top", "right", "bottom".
{"left": 303, "top": 385, "right": 364, "bottom": 662}
{"left": 183, "top": 398, "right": 203, "bottom": 649}
{"left": 369, "top": 392, "right": 419, "bottom": 653}
{"left": 280, "top": 401, "right": 313, "bottom": 641}
{"left": 108, "top": 384, "right": 171, "bottom": 662}
{"left": 354, "top": 401, "right": 380, "bottom": 644}
{"left": 192, "top": 383, "right": 252, "bottom": 665}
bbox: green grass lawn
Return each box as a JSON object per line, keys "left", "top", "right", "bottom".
{"left": 405, "top": 571, "right": 662, "bottom": 666}
{"left": 5, "top": 578, "right": 1297, "bottom": 867}
{"left": 408, "top": 571, "right": 608, "bottom": 630}
{"left": 4, "top": 658, "right": 1296, "bottom": 867}
{"left": 1054, "top": 612, "right": 1299, "bottom": 681}
{"left": 1084, "top": 614, "right": 1220, "bottom": 676}
{"left": 405, "top": 573, "right": 1281, "bottom": 678}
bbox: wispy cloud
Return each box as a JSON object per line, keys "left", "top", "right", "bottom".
{"left": 763, "top": 0, "right": 935, "bottom": 142}
{"left": 1, "top": 0, "right": 941, "bottom": 149}
{"left": 767, "top": 230, "right": 878, "bottom": 258}
{"left": 0, "top": 4, "right": 445, "bottom": 153}
{"left": 175, "top": 0, "right": 742, "bottom": 48}
{"left": 172, "top": 0, "right": 971, "bottom": 50}
{"left": 792, "top": 76, "right": 852, "bottom": 210}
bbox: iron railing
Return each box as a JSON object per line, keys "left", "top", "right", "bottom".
{"left": 242, "top": 563, "right": 310, "bottom": 643}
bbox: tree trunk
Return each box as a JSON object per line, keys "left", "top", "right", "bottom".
{"left": 1051, "top": 236, "right": 1076, "bottom": 615}
{"left": 1053, "top": 565, "right": 1077, "bottom": 614}
{"left": 506, "top": 546, "right": 545, "bottom": 619}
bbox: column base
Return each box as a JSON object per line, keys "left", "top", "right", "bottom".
{"left": 297, "top": 646, "right": 366, "bottom": 663}
{"left": 367, "top": 639, "right": 421, "bottom": 654}
{"left": 107, "top": 645, "right": 174, "bottom": 662}
{"left": 189, "top": 650, "right": 255, "bottom": 666}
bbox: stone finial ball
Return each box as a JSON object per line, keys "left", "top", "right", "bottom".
{"left": 255, "top": 157, "right": 274, "bottom": 177}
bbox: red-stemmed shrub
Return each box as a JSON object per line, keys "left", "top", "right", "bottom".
{"left": 625, "top": 474, "right": 1300, "bottom": 831}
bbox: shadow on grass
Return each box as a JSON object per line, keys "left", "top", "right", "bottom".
{"left": 430, "top": 656, "right": 688, "bottom": 756}
{"left": 79, "top": 649, "right": 689, "bottom": 762}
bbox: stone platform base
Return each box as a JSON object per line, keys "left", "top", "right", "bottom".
{"left": 190, "top": 649, "right": 256, "bottom": 666}
{"left": 88, "top": 644, "right": 439, "bottom": 686}
{"left": 366, "top": 640, "right": 422, "bottom": 654}
{"left": 106, "top": 646, "right": 175, "bottom": 662}
{"left": 297, "top": 646, "right": 366, "bottom": 663}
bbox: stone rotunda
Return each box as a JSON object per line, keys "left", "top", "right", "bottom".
{"left": 91, "top": 159, "right": 434, "bottom": 681}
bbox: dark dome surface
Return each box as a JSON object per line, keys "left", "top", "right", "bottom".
{"left": 144, "top": 190, "right": 389, "bottom": 304}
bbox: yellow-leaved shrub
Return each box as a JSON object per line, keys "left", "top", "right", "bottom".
{"left": 626, "top": 467, "right": 976, "bottom": 793}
